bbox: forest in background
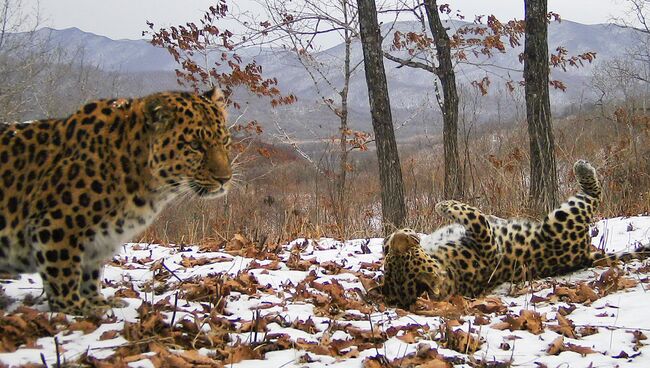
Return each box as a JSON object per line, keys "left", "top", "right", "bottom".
{"left": 143, "top": 0, "right": 650, "bottom": 244}
{"left": 0, "top": 0, "right": 648, "bottom": 245}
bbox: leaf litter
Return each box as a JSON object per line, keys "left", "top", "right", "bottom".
{"left": 0, "top": 216, "right": 648, "bottom": 367}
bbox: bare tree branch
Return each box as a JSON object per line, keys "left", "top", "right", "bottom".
{"left": 383, "top": 51, "right": 436, "bottom": 73}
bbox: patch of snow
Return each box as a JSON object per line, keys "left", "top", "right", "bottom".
{"left": 0, "top": 217, "right": 648, "bottom": 366}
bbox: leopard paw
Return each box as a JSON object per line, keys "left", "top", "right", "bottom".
{"left": 435, "top": 200, "right": 462, "bottom": 217}
{"left": 573, "top": 159, "right": 596, "bottom": 179}
{"left": 88, "top": 295, "right": 128, "bottom": 308}
{"left": 49, "top": 297, "right": 90, "bottom": 316}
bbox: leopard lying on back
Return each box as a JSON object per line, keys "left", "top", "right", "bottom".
{"left": 380, "top": 160, "right": 647, "bottom": 308}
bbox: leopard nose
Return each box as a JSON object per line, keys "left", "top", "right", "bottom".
{"left": 216, "top": 177, "right": 230, "bottom": 185}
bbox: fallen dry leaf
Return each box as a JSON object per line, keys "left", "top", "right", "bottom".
{"left": 99, "top": 330, "right": 120, "bottom": 341}
{"left": 612, "top": 350, "right": 642, "bottom": 359}
{"left": 549, "top": 313, "right": 576, "bottom": 338}
{"left": 225, "top": 234, "right": 250, "bottom": 251}
{"left": 0, "top": 307, "right": 59, "bottom": 352}
{"left": 179, "top": 255, "right": 232, "bottom": 268}
{"left": 470, "top": 296, "right": 507, "bottom": 314}
{"left": 291, "top": 317, "right": 319, "bottom": 334}
{"left": 439, "top": 324, "right": 483, "bottom": 354}
{"left": 565, "top": 343, "right": 597, "bottom": 356}
{"left": 178, "top": 350, "right": 223, "bottom": 367}
{"left": 552, "top": 283, "right": 599, "bottom": 304}
{"left": 474, "top": 315, "right": 491, "bottom": 325}
{"left": 547, "top": 336, "right": 565, "bottom": 355}
{"left": 358, "top": 276, "right": 380, "bottom": 294}
{"left": 364, "top": 344, "right": 452, "bottom": 368}
{"left": 409, "top": 343, "right": 452, "bottom": 367}
{"left": 68, "top": 320, "right": 99, "bottom": 334}
{"left": 221, "top": 343, "right": 262, "bottom": 365}
{"left": 396, "top": 330, "right": 419, "bottom": 344}
{"left": 546, "top": 335, "right": 597, "bottom": 356}
{"left": 413, "top": 299, "right": 465, "bottom": 319}
{"left": 239, "top": 316, "right": 268, "bottom": 333}
{"left": 530, "top": 294, "right": 550, "bottom": 304}
{"left": 114, "top": 287, "right": 139, "bottom": 299}
{"left": 297, "top": 353, "right": 318, "bottom": 364}
{"left": 591, "top": 267, "right": 638, "bottom": 296}
{"left": 577, "top": 326, "right": 599, "bottom": 337}
{"left": 557, "top": 304, "right": 577, "bottom": 316}
{"left": 576, "top": 283, "right": 600, "bottom": 302}
{"left": 632, "top": 330, "right": 647, "bottom": 351}
{"left": 286, "top": 251, "right": 316, "bottom": 271}
{"left": 492, "top": 309, "right": 545, "bottom": 335}
{"left": 295, "top": 338, "right": 331, "bottom": 356}
{"left": 362, "top": 356, "right": 388, "bottom": 368}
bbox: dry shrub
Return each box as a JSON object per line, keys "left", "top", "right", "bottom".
{"left": 138, "top": 105, "right": 649, "bottom": 245}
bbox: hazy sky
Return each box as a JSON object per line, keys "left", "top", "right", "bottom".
{"left": 23, "top": 0, "right": 631, "bottom": 41}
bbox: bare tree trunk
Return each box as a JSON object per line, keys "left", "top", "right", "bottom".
{"left": 423, "top": 0, "right": 463, "bottom": 199}
{"left": 337, "top": 0, "right": 352, "bottom": 235}
{"left": 337, "top": 112, "right": 349, "bottom": 233}
{"left": 357, "top": 0, "right": 406, "bottom": 233}
{"left": 524, "top": 0, "right": 558, "bottom": 213}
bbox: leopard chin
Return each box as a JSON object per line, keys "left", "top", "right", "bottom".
{"left": 189, "top": 180, "right": 229, "bottom": 198}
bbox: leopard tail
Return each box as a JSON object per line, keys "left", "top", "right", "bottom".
{"left": 588, "top": 243, "right": 650, "bottom": 266}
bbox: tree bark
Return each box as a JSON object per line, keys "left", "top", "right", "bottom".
{"left": 357, "top": 0, "right": 406, "bottom": 233}
{"left": 524, "top": 0, "right": 558, "bottom": 213}
{"left": 337, "top": 0, "right": 352, "bottom": 235}
{"left": 423, "top": 0, "right": 463, "bottom": 200}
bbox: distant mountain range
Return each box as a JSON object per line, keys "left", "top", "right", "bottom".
{"left": 32, "top": 27, "right": 176, "bottom": 72}
{"left": 22, "top": 20, "right": 640, "bottom": 139}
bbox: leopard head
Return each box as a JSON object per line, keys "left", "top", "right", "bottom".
{"left": 382, "top": 228, "right": 448, "bottom": 307}
{"left": 143, "top": 88, "right": 232, "bottom": 199}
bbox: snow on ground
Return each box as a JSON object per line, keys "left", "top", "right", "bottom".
{"left": 0, "top": 216, "right": 648, "bottom": 367}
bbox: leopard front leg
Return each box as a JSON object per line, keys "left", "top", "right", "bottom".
{"left": 435, "top": 200, "right": 494, "bottom": 248}
{"left": 34, "top": 238, "right": 89, "bottom": 315}
{"left": 80, "top": 262, "right": 126, "bottom": 308}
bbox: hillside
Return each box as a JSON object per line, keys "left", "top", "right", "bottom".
{"left": 17, "top": 20, "right": 640, "bottom": 139}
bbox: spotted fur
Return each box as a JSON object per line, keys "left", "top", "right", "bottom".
{"left": 0, "top": 88, "right": 231, "bottom": 315}
{"left": 381, "top": 160, "right": 647, "bottom": 308}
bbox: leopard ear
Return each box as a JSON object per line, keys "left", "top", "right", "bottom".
{"left": 391, "top": 231, "right": 420, "bottom": 253}
{"left": 203, "top": 87, "right": 227, "bottom": 110}
{"left": 382, "top": 234, "right": 392, "bottom": 255}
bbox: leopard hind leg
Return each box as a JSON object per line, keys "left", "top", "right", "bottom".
{"left": 435, "top": 200, "right": 497, "bottom": 259}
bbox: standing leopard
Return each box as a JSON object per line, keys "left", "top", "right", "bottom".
{"left": 380, "top": 160, "right": 647, "bottom": 308}
{"left": 0, "top": 88, "right": 231, "bottom": 315}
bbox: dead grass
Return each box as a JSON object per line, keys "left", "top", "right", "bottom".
{"left": 139, "top": 106, "right": 650, "bottom": 245}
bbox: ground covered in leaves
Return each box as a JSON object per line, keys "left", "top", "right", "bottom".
{"left": 0, "top": 216, "right": 649, "bottom": 367}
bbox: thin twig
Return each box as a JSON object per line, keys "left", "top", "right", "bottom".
{"left": 574, "top": 323, "right": 650, "bottom": 332}
{"left": 161, "top": 260, "right": 184, "bottom": 282}
{"left": 170, "top": 291, "right": 180, "bottom": 327}
{"left": 54, "top": 337, "right": 61, "bottom": 368}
